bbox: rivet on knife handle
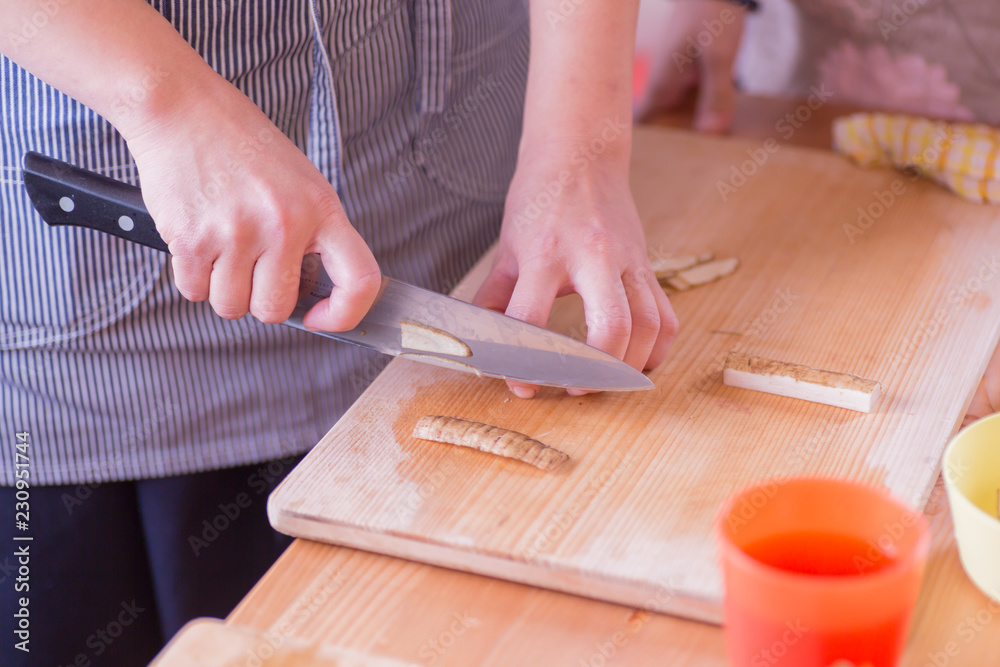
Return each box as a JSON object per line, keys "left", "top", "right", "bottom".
{"left": 22, "top": 152, "right": 169, "bottom": 253}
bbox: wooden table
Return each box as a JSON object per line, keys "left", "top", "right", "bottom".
{"left": 220, "top": 96, "right": 1000, "bottom": 666}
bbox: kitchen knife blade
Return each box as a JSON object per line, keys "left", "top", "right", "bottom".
{"left": 21, "top": 152, "right": 654, "bottom": 391}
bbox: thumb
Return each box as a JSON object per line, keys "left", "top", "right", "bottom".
{"left": 301, "top": 205, "right": 382, "bottom": 332}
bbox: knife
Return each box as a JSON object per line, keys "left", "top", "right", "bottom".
{"left": 21, "top": 153, "right": 654, "bottom": 391}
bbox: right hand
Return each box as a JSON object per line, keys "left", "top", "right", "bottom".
{"left": 963, "top": 339, "right": 1000, "bottom": 427}
{"left": 124, "top": 77, "right": 381, "bottom": 332}
{"left": 634, "top": 0, "right": 745, "bottom": 133}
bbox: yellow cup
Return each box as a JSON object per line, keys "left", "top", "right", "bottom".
{"left": 942, "top": 413, "right": 1000, "bottom": 603}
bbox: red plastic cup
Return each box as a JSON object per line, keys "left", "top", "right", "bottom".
{"left": 715, "top": 477, "right": 930, "bottom": 667}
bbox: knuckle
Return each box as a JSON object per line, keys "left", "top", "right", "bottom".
{"left": 216, "top": 220, "right": 254, "bottom": 247}
{"left": 266, "top": 223, "right": 296, "bottom": 251}
{"left": 580, "top": 229, "right": 619, "bottom": 260}
{"left": 256, "top": 187, "right": 286, "bottom": 219}
{"left": 251, "top": 297, "right": 293, "bottom": 324}
{"left": 167, "top": 233, "right": 211, "bottom": 259}
{"left": 312, "top": 191, "right": 347, "bottom": 226}
{"left": 267, "top": 259, "right": 303, "bottom": 293}
{"left": 178, "top": 284, "right": 209, "bottom": 303}
{"left": 633, "top": 304, "right": 661, "bottom": 334}
{"left": 521, "top": 233, "right": 560, "bottom": 265}
{"left": 172, "top": 269, "right": 210, "bottom": 302}
{"left": 212, "top": 298, "right": 249, "bottom": 320}
{"left": 589, "top": 304, "right": 631, "bottom": 339}
{"left": 506, "top": 305, "right": 540, "bottom": 324}
{"left": 660, "top": 308, "right": 680, "bottom": 338}
{"left": 349, "top": 266, "right": 383, "bottom": 297}
{"left": 216, "top": 307, "right": 248, "bottom": 321}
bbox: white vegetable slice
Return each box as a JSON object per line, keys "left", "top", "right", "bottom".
{"left": 400, "top": 320, "right": 472, "bottom": 357}
{"left": 399, "top": 353, "right": 483, "bottom": 377}
{"left": 722, "top": 352, "right": 881, "bottom": 413}
{"left": 649, "top": 255, "right": 699, "bottom": 278}
{"left": 664, "top": 276, "right": 691, "bottom": 292}
{"left": 675, "top": 257, "right": 740, "bottom": 287}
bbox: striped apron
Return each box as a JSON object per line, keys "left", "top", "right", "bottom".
{"left": 0, "top": 0, "right": 529, "bottom": 484}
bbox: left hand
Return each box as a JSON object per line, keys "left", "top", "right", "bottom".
{"left": 473, "top": 143, "right": 679, "bottom": 398}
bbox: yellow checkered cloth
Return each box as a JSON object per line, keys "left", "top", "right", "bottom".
{"left": 833, "top": 113, "right": 1000, "bottom": 204}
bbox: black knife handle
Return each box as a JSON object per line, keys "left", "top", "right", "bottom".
{"left": 22, "top": 152, "right": 169, "bottom": 253}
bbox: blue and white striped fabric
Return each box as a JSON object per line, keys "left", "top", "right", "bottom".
{"left": 0, "top": 0, "right": 529, "bottom": 485}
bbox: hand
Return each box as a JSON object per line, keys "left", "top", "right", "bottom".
{"left": 963, "top": 340, "right": 1000, "bottom": 427}
{"left": 473, "top": 144, "right": 678, "bottom": 398}
{"left": 125, "top": 77, "right": 381, "bottom": 331}
{"left": 634, "top": 0, "right": 744, "bottom": 133}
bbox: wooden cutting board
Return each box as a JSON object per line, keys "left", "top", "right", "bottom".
{"left": 269, "top": 126, "right": 1000, "bottom": 624}
{"left": 150, "top": 619, "right": 417, "bottom": 666}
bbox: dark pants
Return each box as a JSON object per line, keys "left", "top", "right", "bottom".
{"left": 0, "top": 456, "right": 300, "bottom": 666}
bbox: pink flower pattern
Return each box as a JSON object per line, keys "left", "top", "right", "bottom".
{"left": 817, "top": 41, "right": 975, "bottom": 121}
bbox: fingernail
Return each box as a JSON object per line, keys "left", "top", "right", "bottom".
{"left": 512, "top": 386, "right": 536, "bottom": 399}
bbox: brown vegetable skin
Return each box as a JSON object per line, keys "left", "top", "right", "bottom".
{"left": 412, "top": 416, "right": 569, "bottom": 471}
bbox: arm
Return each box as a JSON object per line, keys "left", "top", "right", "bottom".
{"left": 474, "top": 0, "right": 678, "bottom": 398}
{"left": 1, "top": 0, "right": 380, "bottom": 330}
{"left": 633, "top": 0, "right": 745, "bottom": 132}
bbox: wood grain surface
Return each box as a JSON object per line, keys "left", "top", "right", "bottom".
{"left": 149, "top": 618, "right": 417, "bottom": 666}
{"left": 267, "top": 125, "right": 1000, "bottom": 623}
{"left": 230, "top": 487, "right": 1000, "bottom": 666}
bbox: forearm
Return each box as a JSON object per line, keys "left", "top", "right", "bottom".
{"left": 2, "top": 1, "right": 381, "bottom": 331}
{"left": 523, "top": 0, "right": 639, "bottom": 166}
{"left": 0, "top": 0, "right": 225, "bottom": 140}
